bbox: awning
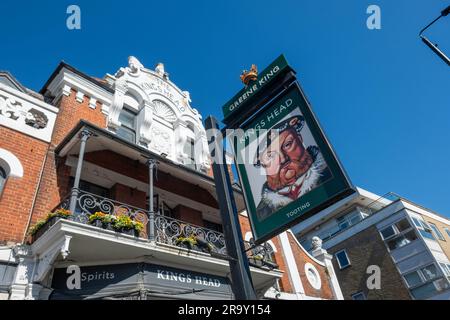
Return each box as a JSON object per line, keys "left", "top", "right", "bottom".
{"left": 49, "top": 262, "right": 234, "bottom": 300}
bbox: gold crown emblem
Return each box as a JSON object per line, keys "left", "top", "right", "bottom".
{"left": 240, "top": 64, "right": 258, "bottom": 85}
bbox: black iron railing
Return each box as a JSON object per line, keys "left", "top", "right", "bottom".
{"left": 45, "top": 190, "right": 278, "bottom": 269}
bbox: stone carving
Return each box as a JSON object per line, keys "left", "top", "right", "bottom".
{"left": 138, "top": 101, "right": 153, "bottom": 146}
{"left": 107, "top": 78, "right": 129, "bottom": 130}
{"left": 115, "top": 56, "right": 144, "bottom": 78}
{"left": 0, "top": 96, "right": 48, "bottom": 129}
{"left": 0, "top": 96, "right": 20, "bottom": 120}
{"left": 311, "top": 236, "right": 323, "bottom": 250}
{"left": 155, "top": 63, "right": 169, "bottom": 80}
{"left": 150, "top": 126, "right": 171, "bottom": 156}
{"left": 199, "top": 132, "right": 211, "bottom": 172}
{"left": 151, "top": 100, "right": 177, "bottom": 123}
{"left": 25, "top": 108, "right": 48, "bottom": 129}
{"left": 155, "top": 63, "right": 165, "bottom": 76}
{"left": 128, "top": 56, "right": 144, "bottom": 75}
{"left": 182, "top": 91, "right": 191, "bottom": 106}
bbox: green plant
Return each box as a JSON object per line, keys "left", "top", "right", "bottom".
{"left": 113, "top": 215, "right": 134, "bottom": 230}
{"left": 103, "top": 214, "right": 116, "bottom": 224}
{"left": 175, "top": 235, "right": 198, "bottom": 248}
{"left": 28, "top": 219, "right": 47, "bottom": 236}
{"left": 133, "top": 220, "right": 144, "bottom": 233}
{"left": 46, "top": 208, "right": 72, "bottom": 221}
{"left": 88, "top": 211, "right": 108, "bottom": 224}
{"left": 28, "top": 209, "right": 72, "bottom": 236}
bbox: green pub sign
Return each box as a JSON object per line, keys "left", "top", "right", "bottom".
{"left": 224, "top": 55, "right": 354, "bottom": 243}
{"left": 222, "top": 54, "right": 290, "bottom": 121}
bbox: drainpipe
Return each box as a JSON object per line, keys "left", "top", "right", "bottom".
{"left": 22, "top": 145, "right": 50, "bottom": 243}
{"left": 69, "top": 130, "right": 92, "bottom": 213}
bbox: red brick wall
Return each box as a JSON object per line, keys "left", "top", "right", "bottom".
{"left": 238, "top": 214, "right": 294, "bottom": 293}
{"left": 238, "top": 214, "right": 337, "bottom": 299}
{"left": 288, "top": 232, "right": 334, "bottom": 299}
{"left": 52, "top": 90, "right": 106, "bottom": 146}
{"left": 0, "top": 126, "right": 49, "bottom": 243}
{"left": 29, "top": 91, "right": 107, "bottom": 228}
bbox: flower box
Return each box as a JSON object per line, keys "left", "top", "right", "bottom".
{"left": 28, "top": 209, "right": 72, "bottom": 243}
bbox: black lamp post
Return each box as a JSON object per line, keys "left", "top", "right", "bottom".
{"left": 419, "top": 5, "right": 450, "bottom": 66}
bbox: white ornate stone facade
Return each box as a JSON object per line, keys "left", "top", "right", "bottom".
{"left": 105, "top": 56, "right": 210, "bottom": 172}
{"left": 44, "top": 56, "right": 211, "bottom": 173}
{"left": 0, "top": 83, "right": 58, "bottom": 143}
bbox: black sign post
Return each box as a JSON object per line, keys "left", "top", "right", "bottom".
{"left": 205, "top": 115, "right": 257, "bottom": 300}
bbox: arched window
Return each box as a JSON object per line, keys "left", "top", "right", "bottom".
{"left": 0, "top": 166, "right": 7, "bottom": 197}
{"left": 116, "top": 107, "right": 137, "bottom": 143}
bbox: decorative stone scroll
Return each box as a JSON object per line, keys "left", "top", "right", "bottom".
{"left": 0, "top": 95, "right": 48, "bottom": 129}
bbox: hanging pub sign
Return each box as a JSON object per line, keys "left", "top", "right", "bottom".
{"left": 223, "top": 55, "right": 354, "bottom": 244}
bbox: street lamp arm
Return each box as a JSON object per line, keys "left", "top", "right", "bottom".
{"left": 419, "top": 14, "right": 443, "bottom": 36}
{"left": 419, "top": 5, "right": 450, "bottom": 36}
{"left": 419, "top": 5, "right": 450, "bottom": 66}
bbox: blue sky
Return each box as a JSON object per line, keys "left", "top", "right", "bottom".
{"left": 1, "top": 1, "right": 449, "bottom": 216}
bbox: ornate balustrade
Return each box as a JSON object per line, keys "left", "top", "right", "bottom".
{"left": 154, "top": 214, "right": 227, "bottom": 255}
{"left": 43, "top": 190, "right": 277, "bottom": 268}
{"left": 56, "top": 190, "right": 149, "bottom": 238}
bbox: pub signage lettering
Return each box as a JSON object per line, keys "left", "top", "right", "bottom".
{"left": 222, "top": 54, "right": 290, "bottom": 121}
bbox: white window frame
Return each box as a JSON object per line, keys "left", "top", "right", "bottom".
{"left": 117, "top": 107, "right": 137, "bottom": 144}
{"left": 428, "top": 222, "right": 445, "bottom": 241}
{"left": 412, "top": 217, "right": 436, "bottom": 241}
{"left": 380, "top": 218, "right": 418, "bottom": 252}
{"left": 335, "top": 249, "right": 351, "bottom": 269}
{"left": 444, "top": 228, "right": 450, "bottom": 238}
{"left": 403, "top": 263, "right": 440, "bottom": 289}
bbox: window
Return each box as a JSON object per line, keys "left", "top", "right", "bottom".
{"left": 116, "top": 108, "right": 137, "bottom": 143}
{"left": 421, "top": 264, "right": 439, "bottom": 281}
{"left": 404, "top": 271, "right": 423, "bottom": 287}
{"left": 183, "top": 137, "right": 196, "bottom": 170}
{"left": 183, "top": 123, "right": 197, "bottom": 170}
{"left": 380, "top": 225, "right": 396, "bottom": 240}
{"left": 386, "top": 230, "right": 418, "bottom": 251}
{"left": 335, "top": 250, "right": 351, "bottom": 269}
{"left": 412, "top": 217, "right": 422, "bottom": 228}
{"left": 428, "top": 222, "right": 445, "bottom": 241}
{"left": 439, "top": 263, "right": 450, "bottom": 278}
{"left": 413, "top": 218, "right": 436, "bottom": 241}
{"left": 380, "top": 219, "right": 418, "bottom": 251}
{"left": 403, "top": 263, "right": 443, "bottom": 299}
{"left": 0, "top": 167, "right": 6, "bottom": 196}
{"left": 336, "top": 208, "right": 368, "bottom": 232}
{"left": 444, "top": 228, "right": 450, "bottom": 238}
{"left": 351, "top": 291, "right": 366, "bottom": 300}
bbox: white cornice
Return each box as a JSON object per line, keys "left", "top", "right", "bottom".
{"left": 401, "top": 200, "right": 450, "bottom": 226}
{"left": 0, "top": 83, "right": 58, "bottom": 114}
{"left": 46, "top": 68, "right": 113, "bottom": 107}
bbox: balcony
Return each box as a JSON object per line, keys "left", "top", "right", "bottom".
{"left": 31, "top": 189, "right": 277, "bottom": 270}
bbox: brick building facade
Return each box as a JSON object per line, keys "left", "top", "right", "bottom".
{"left": 0, "top": 58, "right": 342, "bottom": 300}
{"left": 294, "top": 188, "right": 450, "bottom": 300}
